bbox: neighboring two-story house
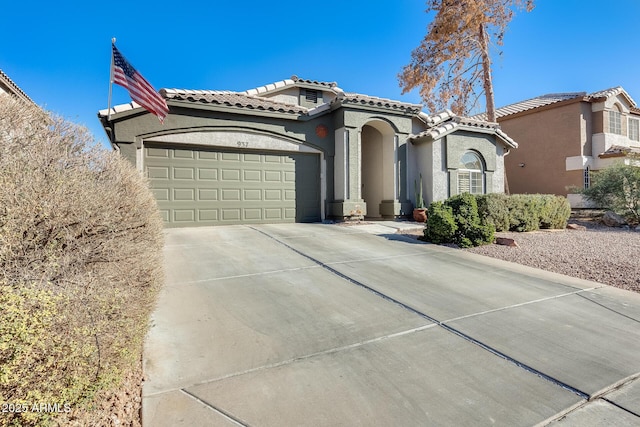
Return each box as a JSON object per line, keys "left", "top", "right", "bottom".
{"left": 99, "top": 76, "right": 517, "bottom": 227}
{"left": 476, "top": 87, "right": 640, "bottom": 207}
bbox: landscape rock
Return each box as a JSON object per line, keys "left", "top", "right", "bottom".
{"left": 602, "top": 211, "right": 627, "bottom": 227}
{"left": 495, "top": 237, "right": 518, "bottom": 247}
{"left": 566, "top": 223, "right": 587, "bottom": 231}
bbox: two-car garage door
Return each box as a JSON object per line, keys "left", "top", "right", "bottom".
{"left": 145, "top": 144, "right": 321, "bottom": 227}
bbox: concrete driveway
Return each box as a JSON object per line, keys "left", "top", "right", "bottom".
{"left": 143, "top": 223, "right": 640, "bottom": 426}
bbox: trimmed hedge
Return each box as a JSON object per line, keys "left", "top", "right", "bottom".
{"left": 426, "top": 193, "right": 570, "bottom": 247}
{"left": 476, "top": 193, "right": 570, "bottom": 232}
{"left": 475, "top": 193, "right": 510, "bottom": 232}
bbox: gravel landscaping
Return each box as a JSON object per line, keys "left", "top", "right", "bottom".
{"left": 466, "top": 220, "right": 640, "bottom": 293}
{"left": 408, "top": 219, "right": 640, "bottom": 293}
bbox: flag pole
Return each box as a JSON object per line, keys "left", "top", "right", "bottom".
{"left": 107, "top": 37, "right": 116, "bottom": 121}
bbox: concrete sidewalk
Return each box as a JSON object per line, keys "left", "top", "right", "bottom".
{"left": 143, "top": 223, "right": 640, "bottom": 426}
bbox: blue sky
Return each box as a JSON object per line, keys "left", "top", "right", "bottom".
{"left": 3, "top": 0, "right": 640, "bottom": 148}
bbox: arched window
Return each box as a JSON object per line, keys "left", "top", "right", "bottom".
{"left": 458, "top": 151, "right": 485, "bottom": 195}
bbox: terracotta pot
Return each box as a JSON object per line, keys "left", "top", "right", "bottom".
{"left": 413, "top": 208, "right": 427, "bottom": 223}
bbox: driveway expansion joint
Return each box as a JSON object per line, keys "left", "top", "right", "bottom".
{"left": 149, "top": 324, "right": 437, "bottom": 396}
{"left": 170, "top": 265, "right": 321, "bottom": 287}
{"left": 601, "top": 397, "right": 640, "bottom": 418}
{"left": 576, "top": 292, "right": 640, "bottom": 324}
{"left": 251, "top": 226, "right": 592, "bottom": 401}
{"left": 441, "top": 288, "right": 602, "bottom": 324}
{"left": 180, "top": 388, "right": 250, "bottom": 427}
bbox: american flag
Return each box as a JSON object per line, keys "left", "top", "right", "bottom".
{"left": 112, "top": 44, "right": 169, "bottom": 123}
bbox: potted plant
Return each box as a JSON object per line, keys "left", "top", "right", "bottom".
{"left": 413, "top": 174, "right": 427, "bottom": 223}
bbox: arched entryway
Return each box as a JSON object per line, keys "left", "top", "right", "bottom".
{"left": 360, "top": 120, "right": 397, "bottom": 218}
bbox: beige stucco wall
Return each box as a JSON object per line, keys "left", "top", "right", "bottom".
{"left": 361, "top": 125, "right": 384, "bottom": 217}
{"left": 267, "top": 88, "right": 299, "bottom": 105}
{"left": 498, "top": 101, "right": 587, "bottom": 196}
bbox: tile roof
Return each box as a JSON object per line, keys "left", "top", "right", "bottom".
{"left": 161, "top": 88, "right": 308, "bottom": 115}
{"left": 338, "top": 93, "right": 422, "bottom": 113}
{"left": 474, "top": 86, "right": 639, "bottom": 121}
{"left": 158, "top": 79, "right": 422, "bottom": 116}
{"left": 0, "top": 69, "right": 33, "bottom": 103}
{"left": 598, "top": 144, "right": 640, "bottom": 158}
{"left": 473, "top": 93, "right": 584, "bottom": 120}
{"left": 586, "top": 86, "right": 637, "bottom": 106}
{"left": 410, "top": 114, "right": 518, "bottom": 148}
{"left": 244, "top": 75, "right": 341, "bottom": 97}
{"left": 423, "top": 109, "right": 456, "bottom": 127}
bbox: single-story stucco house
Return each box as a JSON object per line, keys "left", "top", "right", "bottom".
{"left": 99, "top": 76, "right": 517, "bottom": 227}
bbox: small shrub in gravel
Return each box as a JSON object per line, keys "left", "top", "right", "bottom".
{"left": 476, "top": 193, "right": 510, "bottom": 232}
{"left": 425, "top": 202, "right": 457, "bottom": 244}
{"left": 503, "top": 194, "right": 570, "bottom": 232}
{"left": 446, "top": 193, "right": 494, "bottom": 248}
{"left": 425, "top": 195, "right": 494, "bottom": 247}
{"left": 538, "top": 194, "right": 571, "bottom": 229}
{"left": 507, "top": 194, "right": 540, "bottom": 232}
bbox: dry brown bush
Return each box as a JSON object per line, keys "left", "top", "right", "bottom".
{"left": 0, "top": 95, "right": 164, "bottom": 426}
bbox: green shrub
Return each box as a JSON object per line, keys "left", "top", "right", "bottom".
{"left": 446, "top": 193, "right": 479, "bottom": 231}
{"left": 424, "top": 201, "right": 457, "bottom": 244}
{"left": 424, "top": 195, "right": 494, "bottom": 248}
{"left": 581, "top": 161, "right": 640, "bottom": 222}
{"left": 0, "top": 96, "right": 164, "bottom": 426}
{"left": 538, "top": 194, "right": 571, "bottom": 229}
{"left": 428, "top": 192, "right": 571, "bottom": 247}
{"left": 507, "top": 194, "right": 541, "bottom": 232}
{"left": 446, "top": 193, "right": 494, "bottom": 247}
{"left": 503, "top": 194, "right": 570, "bottom": 232}
{"left": 475, "top": 193, "right": 510, "bottom": 232}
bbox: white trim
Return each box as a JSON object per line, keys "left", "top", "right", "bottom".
{"left": 565, "top": 155, "right": 593, "bottom": 171}
{"left": 137, "top": 140, "right": 144, "bottom": 173}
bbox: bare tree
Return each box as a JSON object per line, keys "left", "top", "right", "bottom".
{"left": 399, "top": 0, "right": 534, "bottom": 121}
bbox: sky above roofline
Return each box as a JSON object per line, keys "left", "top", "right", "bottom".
{"left": 3, "top": 0, "right": 640, "bottom": 148}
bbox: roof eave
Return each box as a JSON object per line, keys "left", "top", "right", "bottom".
{"left": 99, "top": 99, "right": 306, "bottom": 124}
{"left": 410, "top": 123, "right": 517, "bottom": 149}
{"left": 0, "top": 70, "right": 34, "bottom": 104}
{"left": 335, "top": 99, "right": 422, "bottom": 116}
{"left": 166, "top": 99, "right": 305, "bottom": 120}
{"left": 244, "top": 77, "right": 344, "bottom": 98}
{"left": 495, "top": 96, "right": 587, "bottom": 121}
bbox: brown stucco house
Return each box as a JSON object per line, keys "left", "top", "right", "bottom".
{"left": 99, "top": 76, "right": 517, "bottom": 227}
{"left": 476, "top": 87, "right": 640, "bottom": 207}
{"left": 0, "top": 69, "right": 32, "bottom": 103}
